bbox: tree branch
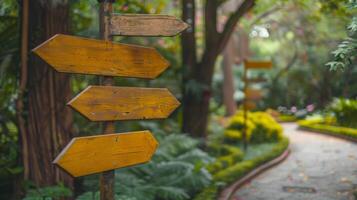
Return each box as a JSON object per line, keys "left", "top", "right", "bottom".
{"left": 249, "top": 5, "right": 282, "bottom": 28}
{"left": 217, "top": 0, "right": 255, "bottom": 54}
{"left": 272, "top": 50, "right": 298, "bottom": 83}
{"left": 205, "top": 0, "right": 219, "bottom": 49}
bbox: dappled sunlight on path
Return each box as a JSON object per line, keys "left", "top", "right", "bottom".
{"left": 233, "top": 123, "right": 357, "bottom": 200}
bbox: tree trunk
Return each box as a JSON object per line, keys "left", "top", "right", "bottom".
{"left": 22, "top": 0, "right": 74, "bottom": 190}
{"left": 222, "top": 36, "right": 237, "bottom": 116}
{"left": 181, "top": 0, "right": 255, "bottom": 137}
{"left": 181, "top": 0, "right": 198, "bottom": 134}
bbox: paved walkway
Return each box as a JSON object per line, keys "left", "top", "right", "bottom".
{"left": 233, "top": 123, "right": 357, "bottom": 200}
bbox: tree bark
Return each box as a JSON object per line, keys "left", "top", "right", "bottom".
{"left": 181, "top": 0, "right": 198, "bottom": 134}
{"left": 22, "top": 0, "right": 74, "bottom": 190}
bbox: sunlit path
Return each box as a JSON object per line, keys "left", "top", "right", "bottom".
{"left": 233, "top": 123, "right": 357, "bottom": 200}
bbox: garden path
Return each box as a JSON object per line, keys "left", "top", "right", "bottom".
{"left": 233, "top": 123, "right": 357, "bottom": 200}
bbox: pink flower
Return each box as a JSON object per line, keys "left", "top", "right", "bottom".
{"left": 291, "top": 106, "right": 297, "bottom": 113}
{"left": 306, "top": 104, "right": 315, "bottom": 112}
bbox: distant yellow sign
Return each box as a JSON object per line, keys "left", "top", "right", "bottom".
{"left": 244, "top": 60, "right": 272, "bottom": 69}
{"left": 245, "top": 89, "right": 263, "bottom": 100}
{"left": 244, "top": 101, "right": 257, "bottom": 110}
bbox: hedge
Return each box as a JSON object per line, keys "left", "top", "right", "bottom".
{"left": 277, "top": 115, "right": 297, "bottom": 122}
{"left": 206, "top": 144, "right": 244, "bottom": 174}
{"left": 298, "top": 119, "right": 357, "bottom": 140}
{"left": 194, "top": 137, "right": 289, "bottom": 200}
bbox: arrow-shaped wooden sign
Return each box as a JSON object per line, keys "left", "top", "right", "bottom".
{"left": 244, "top": 101, "right": 257, "bottom": 110}
{"left": 110, "top": 14, "right": 189, "bottom": 36}
{"left": 245, "top": 89, "right": 263, "bottom": 100}
{"left": 32, "top": 34, "right": 169, "bottom": 79}
{"left": 244, "top": 60, "right": 272, "bottom": 69}
{"left": 53, "top": 131, "right": 158, "bottom": 177}
{"left": 68, "top": 86, "right": 180, "bottom": 121}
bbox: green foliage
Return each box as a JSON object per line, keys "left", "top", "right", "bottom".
{"left": 278, "top": 114, "right": 298, "bottom": 122}
{"left": 78, "top": 133, "right": 214, "bottom": 200}
{"left": 206, "top": 144, "right": 244, "bottom": 174}
{"left": 192, "top": 185, "right": 219, "bottom": 200}
{"left": 327, "top": 98, "right": 357, "bottom": 128}
{"left": 327, "top": 0, "right": 357, "bottom": 70}
{"left": 225, "top": 112, "right": 283, "bottom": 144}
{"left": 298, "top": 118, "right": 357, "bottom": 139}
{"left": 0, "top": 1, "right": 20, "bottom": 199}
{"left": 22, "top": 183, "right": 72, "bottom": 200}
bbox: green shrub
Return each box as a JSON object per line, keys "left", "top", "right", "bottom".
{"left": 328, "top": 98, "right": 357, "bottom": 128}
{"left": 278, "top": 114, "right": 297, "bottom": 122}
{"left": 194, "top": 137, "right": 289, "bottom": 200}
{"left": 206, "top": 144, "right": 244, "bottom": 174}
{"left": 192, "top": 185, "right": 219, "bottom": 200}
{"left": 23, "top": 183, "right": 72, "bottom": 200}
{"left": 298, "top": 119, "right": 357, "bottom": 139}
{"left": 224, "top": 112, "right": 283, "bottom": 144}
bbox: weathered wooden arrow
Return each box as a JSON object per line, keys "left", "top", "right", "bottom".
{"left": 244, "top": 60, "right": 272, "bottom": 69}
{"left": 68, "top": 86, "right": 180, "bottom": 121}
{"left": 53, "top": 131, "right": 158, "bottom": 177}
{"left": 32, "top": 34, "right": 169, "bottom": 79}
{"left": 110, "top": 14, "right": 189, "bottom": 36}
{"left": 245, "top": 89, "right": 263, "bottom": 100}
{"left": 243, "top": 101, "right": 257, "bottom": 110}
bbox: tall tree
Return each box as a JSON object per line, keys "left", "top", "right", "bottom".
{"left": 18, "top": 0, "right": 74, "bottom": 190}
{"left": 181, "top": 0, "right": 255, "bottom": 137}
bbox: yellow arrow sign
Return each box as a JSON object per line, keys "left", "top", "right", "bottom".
{"left": 245, "top": 89, "right": 263, "bottom": 100}
{"left": 54, "top": 131, "right": 158, "bottom": 177}
{"left": 111, "top": 14, "right": 189, "bottom": 36}
{"left": 32, "top": 34, "right": 169, "bottom": 79}
{"left": 244, "top": 60, "right": 272, "bottom": 69}
{"left": 68, "top": 86, "right": 180, "bottom": 121}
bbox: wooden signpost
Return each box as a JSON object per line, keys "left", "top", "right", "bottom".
{"left": 68, "top": 86, "right": 180, "bottom": 121}
{"left": 110, "top": 14, "right": 189, "bottom": 36}
{"left": 242, "top": 60, "right": 272, "bottom": 150}
{"left": 244, "top": 60, "right": 272, "bottom": 69}
{"left": 54, "top": 131, "right": 158, "bottom": 177}
{"left": 243, "top": 101, "right": 257, "bottom": 110}
{"left": 245, "top": 88, "right": 263, "bottom": 100}
{"left": 32, "top": 1, "right": 188, "bottom": 199}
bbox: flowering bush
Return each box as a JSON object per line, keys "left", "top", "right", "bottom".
{"left": 224, "top": 111, "right": 283, "bottom": 144}
{"left": 327, "top": 98, "right": 357, "bottom": 128}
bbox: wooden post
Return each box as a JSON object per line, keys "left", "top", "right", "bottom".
{"left": 98, "top": 1, "right": 115, "bottom": 200}
{"left": 243, "top": 64, "right": 248, "bottom": 151}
